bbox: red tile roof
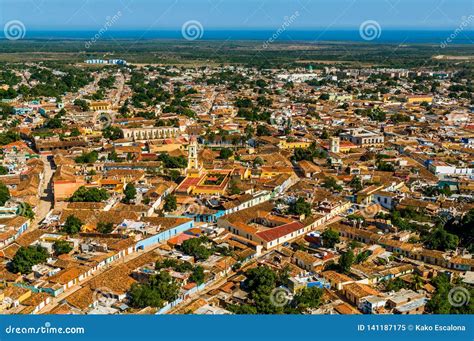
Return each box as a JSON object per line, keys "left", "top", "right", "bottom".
{"left": 256, "top": 221, "right": 305, "bottom": 242}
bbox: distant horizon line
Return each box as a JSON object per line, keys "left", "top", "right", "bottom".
{"left": 16, "top": 27, "right": 474, "bottom": 31}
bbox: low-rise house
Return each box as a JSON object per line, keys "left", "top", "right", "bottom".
{"left": 342, "top": 282, "right": 381, "bottom": 306}
{"left": 292, "top": 250, "right": 320, "bottom": 271}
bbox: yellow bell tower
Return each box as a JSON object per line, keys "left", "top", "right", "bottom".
{"left": 187, "top": 136, "right": 202, "bottom": 177}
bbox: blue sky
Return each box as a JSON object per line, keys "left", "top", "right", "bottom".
{"left": 1, "top": 0, "right": 473, "bottom": 30}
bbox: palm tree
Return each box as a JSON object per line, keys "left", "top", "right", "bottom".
{"left": 411, "top": 274, "right": 424, "bottom": 291}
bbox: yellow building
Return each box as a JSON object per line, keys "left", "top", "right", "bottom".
{"left": 406, "top": 95, "right": 433, "bottom": 104}
{"left": 90, "top": 101, "right": 111, "bottom": 111}
{"left": 278, "top": 140, "right": 312, "bottom": 150}
{"left": 260, "top": 166, "right": 295, "bottom": 179}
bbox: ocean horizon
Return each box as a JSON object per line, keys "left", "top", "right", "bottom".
{"left": 1, "top": 29, "right": 474, "bottom": 44}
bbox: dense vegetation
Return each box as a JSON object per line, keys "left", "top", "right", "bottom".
{"left": 1, "top": 40, "right": 473, "bottom": 69}
{"left": 426, "top": 274, "right": 474, "bottom": 314}
{"left": 53, "top": 240, "right": 73, "bottom": 255}
{"left": 62, "top": 215, "right": 83, "bottom": 235}
{"left": 128, "top": 271, "right": 179, "bottom": 309}
{"left": 10, "top": 245, "right": 49, "bottom": 274}
{"left": 0, "top": 182, "right": 10, "bottom": 206}
{"left": 69, "top": 186, "right": 110, "bottom": 202}
{"left": 229, "top": 265, "right": 323, "bottom": 314}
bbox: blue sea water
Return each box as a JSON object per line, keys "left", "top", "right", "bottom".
{"left": 2, "top": 29, "right": 474, "bottom": 44}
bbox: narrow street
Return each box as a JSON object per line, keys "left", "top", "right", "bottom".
{"left": 33, "top": 155, "right": 55, "bottom": 228}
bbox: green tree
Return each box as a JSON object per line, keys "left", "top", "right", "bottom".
{"left": 253, "top": 157, "right": 264, "bottom": 167}
{"left": 219, "top": 148, "right": 233, "bottom": 159}
{"left": 385, "top": 277, "right": 407, "bottom": 292}
{"left": 44, "top": 116, "right": 63, "bottom": 129}
{"left": 228, "top": 304, "right": 258, "bottom": 314}
{"left": 0, "top": 166, "right": 9, "bottom": 175}
{"left": 349, "top": 176, "right": 363, "bottom": 192}
{"left": 321, "top": 229, "right": 340, "bottom": 248}
{"left": 167, "top": 169, "right": 181, "bottom": 182}
{"left": 0, "top": 131, "right": 20, "bottom": 146}
{"left": 74, "top": 151, "right": 99, "bottom": 164}
{"left": 228, "top": 179, "right": 241, "bottom": 195}
{"left": 426, "top": 274, "right": 473, "bottom": 314}
{"left": 128, "top": 267, "right": 181, "bottom": 308}
{"left": 320, "top": 129, "right": 329, "bottom": 139}
{"left": 322, "top": 177, "right": 343, "bottom": 192}
{"left": 424, "top": 228, "right": 459, "bottom": 251}
{"left": 338, "top": 249, "right": 354, "bottom": 273}
{"left": 158, "top": 154, "right": 187, "bottom": 169}
{"left": 256, "top": 125, "right": 271, "bottom": 137}
{"left": 62, "top": 215, "right": 83, "bottom": 235}
{"left": 0, "top": 182, "right": 10, "bottom": 206}
{"left": 163, "top": 194, "right": 177, "bottom": 212}
{"left": 244, "top": 125, "right": 255, "bottom": 139}
{"left": 244, "top": 266, "right": 277, "bottom": 296}
{"left": 190, "top": 266, "right": 205, "bottom": 284}
{"left": 53, "top": 240, "right": 73, "bottom": 255}
{"left": 102, "top": 126, "right": 124, "bottom": 140}
{"left": 70, "top": 127, "right": 81, "bottom": 137}
{"left": 69, "top": 186, "right": 110, "bottom": 202}
{"left": 122, "top": 183, "right": 137, "bottom": 204}
{"left": 128, "top": 283, "right": 164, "bottom": 308}
{"left": 73, "top": 99, "right": 89, "bottom": 111}
{"left": 445, "top": 209, "right": 474, "bottom": 252}
{"left": 292, "top": 287, "right": 323, "bottom": 312}
{"left": 180, "top": 237, "right": 212, "bottom": 261}
{"left": 288, "top": 197, "right": 311, "bottom": 217}
{"left": 10, "top": 245, "right": 49, "bottom": 274}
{"left": 97, "top": 222, "right": 114, "bottom": 234}
{"left": 18, "top": 202, "right": 35, "bottom": 219}
{"left": 148, "top": 271, "right": 180, "bottom": 302}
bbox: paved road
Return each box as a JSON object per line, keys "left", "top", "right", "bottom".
{"left": 33, "top": 155, "right": 55, "bottom": 228}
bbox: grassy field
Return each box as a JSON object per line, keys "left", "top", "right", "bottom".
{"left": 0, "top": 39, "right": 473, "bottom": 68}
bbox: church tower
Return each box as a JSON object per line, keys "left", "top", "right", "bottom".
{"left": 330, "top": 137, "right": 340, "bottom": 154}
{"left": 187, "top": 136, "right": 202, "bottom": 177}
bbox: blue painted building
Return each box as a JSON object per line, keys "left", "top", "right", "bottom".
{"left": 135, "top": 218, "right": 194, "bottom": 251}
